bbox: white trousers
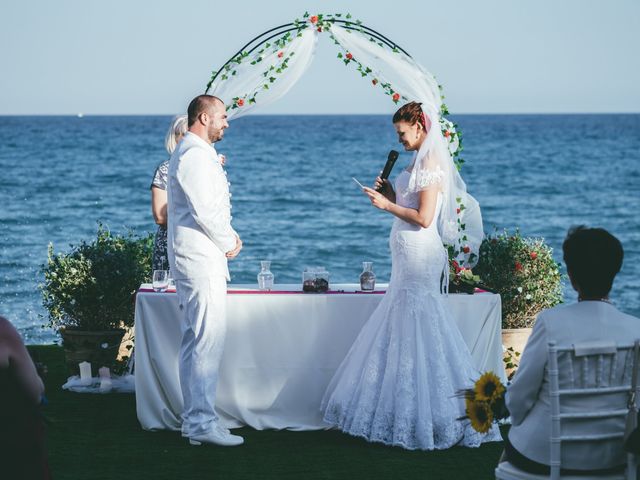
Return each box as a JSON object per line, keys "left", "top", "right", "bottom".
{"left": 175, "top": 275, "right": 227, "bottom": 437}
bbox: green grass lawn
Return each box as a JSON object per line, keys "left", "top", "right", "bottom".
{"left": 32, "top": 345, "right": 504, "bottom": 480}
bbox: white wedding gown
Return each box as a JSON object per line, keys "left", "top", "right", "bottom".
{"left": 322, "top": 170, "right": 501, "bottom": 450}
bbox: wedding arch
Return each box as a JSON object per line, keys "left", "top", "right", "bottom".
{"left": 204, "top": 12, "right": 478, "bottom": 266}
{"left": 205, "top": 12, "right": 462, "bottom": 163}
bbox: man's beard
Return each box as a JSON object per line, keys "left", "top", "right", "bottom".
{"left": 208, "top": 125, "right": 223, "bottom": 143}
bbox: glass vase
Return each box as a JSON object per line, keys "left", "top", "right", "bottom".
{"left": 257, "top": 261, "right": 274, "bottom": 291}
{"left": 360, "top": 262, "right": 376, "bottom": 291}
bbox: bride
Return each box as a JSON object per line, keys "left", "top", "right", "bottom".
{"left": 321, "top": 101, "right": 500, "bottom": 450}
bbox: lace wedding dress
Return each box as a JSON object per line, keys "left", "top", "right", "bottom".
{"left": 321, "top": 169, "right": 501, "bottom": 450}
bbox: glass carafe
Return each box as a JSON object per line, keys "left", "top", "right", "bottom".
{"left": 257, "top": 261, "right": 274, "bottom": 291}
{"left": 359, "top": 261, "right": 376, "bottom": 291}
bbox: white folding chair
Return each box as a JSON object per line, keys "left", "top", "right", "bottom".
{"left": 496, "top": 339, "right": 640, "bottom": 480}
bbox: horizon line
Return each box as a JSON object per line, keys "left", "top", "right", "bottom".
{"left": 1, "top": 111, "right": 639, "bottom": 117}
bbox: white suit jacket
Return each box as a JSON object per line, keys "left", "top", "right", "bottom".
{"left": 167, "top": 132, "right": 236, "bottom": 281}
{"left": 506, "top": 301, "right": 640, "bottom": 470}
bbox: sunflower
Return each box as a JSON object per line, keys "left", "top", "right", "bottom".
{"left": 474, "top": 371, "right": 505, "bottom": 403}
{"left": 466, "top": 400, "right": 493, "bottom": 434}
{"left": 464, "top": 395, "right": 475, "bottom": 415}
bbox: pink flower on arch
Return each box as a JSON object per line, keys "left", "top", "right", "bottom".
{"left": 392, "top": 93, "right": 400, "bottom": 102}
{"left": 236, "top": 98, "right": 245, "bottom": 107}
{"left": 310, "top": 15, "right": 318, "bottom": 24}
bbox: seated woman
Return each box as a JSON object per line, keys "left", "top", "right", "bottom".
{"left": 503, "top": 226, "right": 640, "bottom": 474}
{"left": 0, "top": 316, "right": 50, "bottom": 479}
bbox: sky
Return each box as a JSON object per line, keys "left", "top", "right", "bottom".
{"left": 1, "top": 0, "right": 638, "bottom": 115}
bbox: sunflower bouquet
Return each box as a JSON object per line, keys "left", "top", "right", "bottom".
{"left": 459, "top": 371, "right": 509, "bottom": 433}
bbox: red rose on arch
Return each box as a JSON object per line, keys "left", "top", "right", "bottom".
{"left": 236, "top": 98, "right": 245, "bottom": 107}
{"left": 317, "top": 27, "right": 322, "bottom": 32}
{"left": 530, "top": 252, "right": 538, "bottom": 260}
{"left": 515, "top": 261, "right": 523, "bottom": 272}
{"left": 345, "top": 52, "right": 353, "bottom": 60}
{"left": 444, "top": 130, "right": 451, "bottom": 138}
{"left": 392, "top": 93, "right": 400, "bottom": 102}
{"left": 462, "top": 246, "right": 470, "bottom": 254}
{"left": 372, "top": 79, "right": 378, "bottom": 85}
{"left": 456, "top": 208, "right": 461, "bottom": 214}
{"left": 310, "top": 15, "right": 318, "bottom": 24}
{"left": 277, "top": 51, "right": 284, "bottom": 58}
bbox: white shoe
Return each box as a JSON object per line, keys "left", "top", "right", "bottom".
{"left": 188, "top": 426, "right": 244, "bottom": 447}
{"left": 182, "top": 425, "right": 230, "bottom": 437}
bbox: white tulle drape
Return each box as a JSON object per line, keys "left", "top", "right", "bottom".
{"left": 210, "top": 28, "right": 318, "bottom": 121}
{"left": 330, "top": 25, "right": 483, "bottom": 266}
{"left": 208, "top": 23, "right": 482, "bottom": 265}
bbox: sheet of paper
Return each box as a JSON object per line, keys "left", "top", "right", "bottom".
{"left": 352, "top": 177, "right": 366, "bottom": 190}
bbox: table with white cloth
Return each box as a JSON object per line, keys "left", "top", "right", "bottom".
{"left": 134, "top": 283, "right": 505, "bottom": 431}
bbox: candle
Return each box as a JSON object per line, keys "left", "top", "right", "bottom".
{"left": 98, "top": 367, "right": 112, "bottom": 392}
{"left": 79, "top": 361, "right": 92, "bottom": 385}
{"left": 99, "top": 378, "right": 112, "bottom": 392}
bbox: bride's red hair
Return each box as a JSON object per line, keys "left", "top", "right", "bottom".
{"left": 392, "top": 101, "right": 431, "bottom": 132}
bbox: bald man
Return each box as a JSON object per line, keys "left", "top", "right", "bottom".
{"left": 167, "top": 95, "right": 243, "bottom": 447}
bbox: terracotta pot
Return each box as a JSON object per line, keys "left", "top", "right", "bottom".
{"left": 59, "top": 328, "right": 126, "bottom": 376}
{"left": 501, "top": 327, "right": 532, "bottom": 379}
{"left": 117, "top": 326, "right": 135, "bottom": 362}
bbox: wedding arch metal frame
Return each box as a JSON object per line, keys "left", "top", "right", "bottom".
{"left": 205, "top": 20, "right": 411, "bottom": 93}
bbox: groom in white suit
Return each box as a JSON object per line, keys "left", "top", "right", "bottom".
{"left": 167, "top": 95, "right": 243, "bottom": 447}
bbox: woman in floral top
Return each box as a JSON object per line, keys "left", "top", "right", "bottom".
{"left": 150, "top": 115, "right": 188, "bottom": 271}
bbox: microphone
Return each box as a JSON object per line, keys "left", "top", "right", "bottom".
{"left": 375, "top": 150, "right": 399, "bottom": 192}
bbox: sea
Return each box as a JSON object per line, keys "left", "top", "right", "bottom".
{"left": 1, "top": 114, "right": 639, "bottom": 344}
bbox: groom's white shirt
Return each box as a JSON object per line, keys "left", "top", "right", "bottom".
{"left": 167, "top": 132, "right": 236, "bottom": 280}
{"left": 506, "top": 300, "right": 640, "bottom": 470}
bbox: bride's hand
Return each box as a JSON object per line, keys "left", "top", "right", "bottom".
{"left": 374, "top": 176, "right": 396, "bottom": 202}
{"left": 363, "top": 186, "right": 392, "bottom": 211}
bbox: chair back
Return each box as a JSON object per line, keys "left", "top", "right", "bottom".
{"left": 548, "top": 339, "right": 640, "bottom": 480}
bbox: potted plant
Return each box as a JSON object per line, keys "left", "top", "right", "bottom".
{"left": 473, "top": 230, "right": 563, "bottom": 376}
{"left": 40, "top": 224, "right": 152, "bottom": 376}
